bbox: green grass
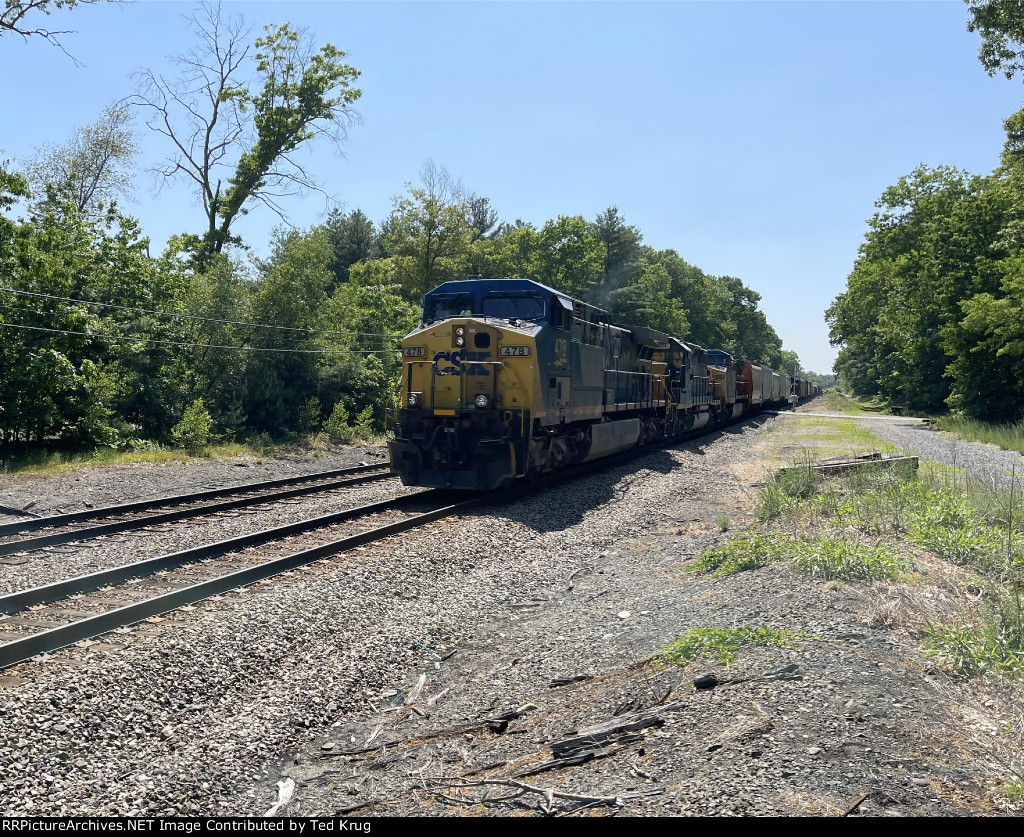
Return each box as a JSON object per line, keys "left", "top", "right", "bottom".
{"left": 822, "top": 390, "right": 879, "bottom": 415}
{"left": 692, "top": 530, "right": 907, "bottom": 581}
{"left": 939, "top": 416, "right": 1024, "bottom": 458}
{"left": 791, "top": 536, "right": 907, "bottom": 581}
{"left": 692, "top": 532, "right": 792, "bottom": 577}
{"left": 1, "top": 440, "right": 268, "bottom": 476}
{"left": 661, "top": 626, "right": 802, "bottom": 667}
{"left": 925, "top": 617, "right": 1024, "bottom": 677}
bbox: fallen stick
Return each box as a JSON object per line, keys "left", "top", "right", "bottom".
{"left": 427, "top": 776, "right": 664, "bottom": 809}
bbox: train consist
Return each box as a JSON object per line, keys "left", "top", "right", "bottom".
{"left": 388, "top": 278, "right": 820, "bottom": 490}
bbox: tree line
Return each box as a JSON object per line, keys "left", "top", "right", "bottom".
{"left": 0, "top": 2, "right": 803, "bottom": 449}
{"left": 827, "top": 0, "right": 1024, "bottom": 421}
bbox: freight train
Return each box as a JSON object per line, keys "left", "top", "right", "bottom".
{"left": 388, "top": 278, "right": 819, "bottom": 490}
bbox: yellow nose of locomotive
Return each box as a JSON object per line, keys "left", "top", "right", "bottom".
{"left": 403, "top": 320, "right": 500, "bottom": 411}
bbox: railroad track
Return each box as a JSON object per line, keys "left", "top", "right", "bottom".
{"left": 0, "top": 488, "right": 495, "bottom": 670}
{"left": 0, "top": 462, "right": 396, "bottom": 558}
{"left": 0, "top": 416, "right": 767, "bottom": 672}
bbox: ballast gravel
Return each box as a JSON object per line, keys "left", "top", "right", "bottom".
{"left": 0, "top": 422, "right": 1018, "bottom": 817}
{"left": 861, "top": 419, "right": 1024, "bottom": 492}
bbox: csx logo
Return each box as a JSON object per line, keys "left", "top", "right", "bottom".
{"left": 433, "top": 351, "right": 491, "bottom": 376}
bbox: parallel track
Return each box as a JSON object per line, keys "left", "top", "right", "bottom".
{"left": 0, "top": 463, "right": 394, "bottom": 558}
{"left": 0, "top": 488, "right": 489, "bottom": 669}
{"left": 0, "top": 415, "right": 769, "bottom": 672}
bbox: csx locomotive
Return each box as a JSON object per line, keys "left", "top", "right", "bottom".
{"left": 388, "top": 278, "right": 818, "bottom": 490}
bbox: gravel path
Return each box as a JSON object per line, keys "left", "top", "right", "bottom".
{"left": 860, "top": 419, "right": 1024, "bottom": 491}
{"left": 0, "top": 424, "right": 1018, "bottom": 817}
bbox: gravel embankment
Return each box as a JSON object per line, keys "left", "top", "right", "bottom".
{"left": 0, "top": 426, "right": 1017, "bottom": 817}
{"left": 862, "top": 420, "right": 1024, "bottom": 491}
{"left": 0, "top": 446, "right": 388, "bottom": 524}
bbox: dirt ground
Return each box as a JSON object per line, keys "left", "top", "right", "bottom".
{"left": 262, "top": 410, "right": 1024, "bottom": 817}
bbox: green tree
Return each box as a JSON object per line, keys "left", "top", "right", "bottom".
{"left": 966, "top": 0, "right": 1024, "bottom": 80}
{"left": 532, "top": 215, "right": 604, "bottom": 299}
{"left": 608, "top": 261, "right": 689, "bottom": 337}
{"left": 321, "top": 207, "right": 380, "bottom": 289}
{"left": 24, "top": 103, "right": 136, "bottom": 220}
{"left": 131, "top": 2, "right": 361, "bottom": 259}
{"left": 243, "top": 226, "right": 333, "bottom": 433}
{"left": 591, "top": 205, "right": 642, "bottom": 302}
{"left": 384, "top": 161, "right": 474, "bottom": 300}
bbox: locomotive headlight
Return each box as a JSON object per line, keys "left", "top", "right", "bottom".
{"left": 408, "top": 392, "right": 422, "bottom": 407}
{"left": 474, "top": 394, "right": 489, "bottom": 409}
{"left": 455, "top": 335, "right": 465, "bottom": 346}
{"left": 453, "top": 326, "right": 466, "bottom": 348}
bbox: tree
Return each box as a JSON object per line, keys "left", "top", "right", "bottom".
{"left": 130, "top": 2, "right": 361, "bottom": 259}
{"left": 591, "top": 206, "right": 642, "bottom": 303}
{"left": 1, "top": 0, "right": 107, "bottom": 53}
{"left": 966, "top": 0, "right": 1024, "bottom": 80}
{"left": 384, "top": 161, "right": 474, "bottom": 300}
{"left": 321, "top": 207, "right": 380, "bottom": 289}
{"left": 24, "top": 103, "right": 136, "bottom": 219}
{"left": 532, "top": 215, "right": 604, "bottom": 300}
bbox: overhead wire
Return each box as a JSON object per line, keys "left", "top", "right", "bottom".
{"left": 0, "top": 286, "right": 406, "bottom": 340}
{"left": 0, "top": 321, "right": 403, "bottom": 354}
{"left": 0, "top": 299, "right": 386, "bottom": 348}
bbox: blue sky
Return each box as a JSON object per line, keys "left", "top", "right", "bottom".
{"left": 3, "top": 0, "right": 1023, "bottom": 373}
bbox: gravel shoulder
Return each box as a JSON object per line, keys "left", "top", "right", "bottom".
{"left": 0, "top": 421, "right": 1020, "bottom": 817}
{"left": 860, "top": 420, "right": 1024, "bottom": 492}
{"left": 0, "top": 445, "right": 388, "bottom": 523}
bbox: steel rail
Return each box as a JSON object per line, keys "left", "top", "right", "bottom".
{"left": 0, "top": 466, "right": 395, "bottom": 558}
{"left": 0, "top": 490, "right": 452, "bottom": 615}
{"left": 0, "top": 412, "right": 771, "bottom": 671}
{"left": 0, "top": 463, "right": 389, "bottom": 538}
{"left": 0, "top": 494, "right": 490, "bottom": 670}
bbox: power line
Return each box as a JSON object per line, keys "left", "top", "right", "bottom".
{"left": 0, "top": 287, "right": 406, "bottom": 340}
{"left": 0, "top": 300, "right": 371, "bottom": 348}
{"left": 0, "top": 322, "right": 403, "bottom": 355}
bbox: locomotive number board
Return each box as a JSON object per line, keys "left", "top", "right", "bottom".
{"left": 499, "top": 346, "right": 531, "bottom": 357}
{"left": 403, "top": 346, "right": 427, "bottom": 357}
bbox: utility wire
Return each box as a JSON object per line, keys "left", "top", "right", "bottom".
{"left": 0, "top": 322, "right": 403, "bottom": 355}
{"left": 0, "top": 287, "right": 406, "bottom": 340}
{"left": 0, "top": 300, "right": 381, "bottom": 348}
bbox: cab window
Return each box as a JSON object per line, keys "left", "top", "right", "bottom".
{"left": 425, "top": 294, "right": 475, "bottom": 321}
{"left": 481, "top": 294, "right": 545, "bottom": 321}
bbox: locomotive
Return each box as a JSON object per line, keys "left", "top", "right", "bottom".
{"left": 388, "top": 278, "right": 816, "bottom": 490}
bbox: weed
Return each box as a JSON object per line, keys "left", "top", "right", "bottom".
{"left": 661, "top": 626, "right": 802, "bottom": 667}
{"left": 714, "top": 513, "right": 731, "bottom": 532}
{"left": 791, "top": 536, "right": 907, "bottom": 581}
{"left": 692, "top": 532, "right": 792, "bottom": 577}
{"left": 924, "top": 619, "right": 1024, "bottom": 677}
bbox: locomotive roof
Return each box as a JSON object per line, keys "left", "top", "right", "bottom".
{"left": 424, "top": 278, "right": 605, "bottom": 312}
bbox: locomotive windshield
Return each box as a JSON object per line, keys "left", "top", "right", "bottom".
{"left": 481, "top": 293, "right": 546, "bottom": 322}
{"left": 424, "top": 294, "right": 475, "bottom": 322}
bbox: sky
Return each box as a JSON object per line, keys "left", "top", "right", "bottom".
{"left": 3, "top": 0, "right": 1023, "bottom": 373}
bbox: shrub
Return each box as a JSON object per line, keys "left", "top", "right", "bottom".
{"left": 323, "top": 402, "right": 353, "bottom": 443}
{"left": 298, "top": 397, "right": 323, "bottom": 433}
{"left": 170, "top": 399, "right": 213, "bottom": 451}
